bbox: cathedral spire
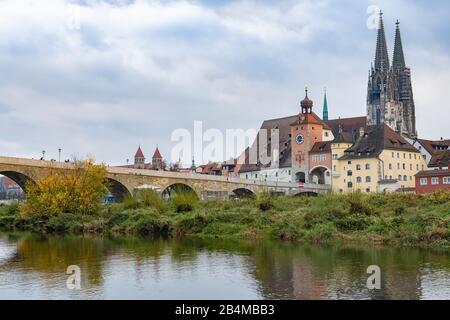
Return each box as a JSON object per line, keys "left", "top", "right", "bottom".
{"left": 374, "top": 11, "right": 390, "bottom": 72}
{"left": 393, "top": 20, "right": 406, "bottom": 74}
{"left": 322, "top": 87, "right": 328, "bottom": 121}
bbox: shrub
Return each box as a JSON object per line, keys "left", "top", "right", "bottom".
{"left": 123, "top": 195, "right": 139, "bottom": 210}
{"left": 139, "top": 189, "right": 166, "bottom": 212}
{"left": 171, "top": 190, "right": 198, "bottom": 213}
{"left": 346, "top": 193, "right": 375, "bottom": 216}
{"left": 256, "top": 190, "right": 273, "bottom": 212}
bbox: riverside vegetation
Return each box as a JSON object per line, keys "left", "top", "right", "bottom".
{"left": 0, "top": 162, "right": 449, "bottom": 247}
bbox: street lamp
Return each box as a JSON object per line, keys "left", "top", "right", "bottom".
{"left": 42, "top": 150, "right": 46, "bottom": 160}
{"left": 58, "top": 148, "right": 62, "bottom": 162}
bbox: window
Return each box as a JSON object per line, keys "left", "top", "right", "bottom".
{"left": 410, "top": 164, "right": 413, "bottom": 170}
{"left": 366, "top": 188, "right": 371, "bottom": 193}
{"left": 255, "top": 174, "right": 258, "bottom": 179}
{"left": 392, "top": 152, "right": 395, "bottom": 157}
{"left": 333, "top": 165, "right": 337, "bottom": 172}
{"left": 403, "top": 163, "right": 406, "bottom": 170}
{"left": 403, "top": 153, "right": 406, "bottom": 159}
{"left": 397, "top": 163, "right": 400, "bottom": 170}
{"left": 347, "top": 170, "right": 353, "bottom": 176}
{"left": 398, "top": 175, "right": 402, "bottom": 181}
{"left": 409, "top": 154, "right": 412, "bottom": 159}
{"left": 403, "top": 175, "right": 408, "bottom": 181}
{"left": 320, "top": 154, "right": 326, "bottom": 161}
{"left": 420, "top": 178, "right": 428, "bottom": 185}
{"left": 397, "top": 153, "right": 400, "bottom": 158}
{"left": 348, "top": 161, "right": 352, "bottom": 165}
{"left": 366, "top": 176, "right": 371, "bottom": 183}
{"left": 389, "top": 163, "right": 393, "bottom": 170}
{"left": 356, "top": 164, "right": 361, "bottom": 171}
{"left": 288, "top": 170, "right": 291, "bottom": 175}
{"left": 333, "top": 154, "right": 338, "bottom": 160}
{"left": 423, "top": 155, "right": 426, "bottom": 160}
{"left": 312, "top": 155, "right": 318, "bottom": 161}
{"left": 325, "top": 132, "right": 329, "bottom": 137}
{"left": 365, "top": 164, "right": 370, "bottom": 170}
{"left": 245, "top": 174, "right": 248, "bottom": 179}
{"left": 356, "top": 177, "right": 362, "bottom": 183}
{"left": 416, "top": 164, "right": 419, "bottom": 171}
{"left": 414, "top": 154, "right": 417, "bottom": 160}
{"left": 432, "top": 177, "right": 439, "bottom": 185}
{"left": 443, "top": 177, "right": 450, "bottom": 185}
{"left": 275, "top": 172, "right": 278, "bottom": 177}
{"left": 348, "top": 182, "right": 353, "bottom": 188}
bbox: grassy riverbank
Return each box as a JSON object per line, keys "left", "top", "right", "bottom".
{"left": 1, "top": 191, "right": 450, "bottom": 247}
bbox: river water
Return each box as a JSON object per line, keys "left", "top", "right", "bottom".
{"left": 0, "top": 232, "right": 450, "bottom": 300}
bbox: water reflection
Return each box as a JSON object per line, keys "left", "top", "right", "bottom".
{"left": 0, "top": 233, "right": 449, "bottom": 300}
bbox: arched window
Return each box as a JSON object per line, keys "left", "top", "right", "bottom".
{"left": 347, "top": 182, "right": 353, "bottom": 188}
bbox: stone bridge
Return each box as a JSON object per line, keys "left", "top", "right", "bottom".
{"left": 0, "top": 156, "right": 330, "bottom": 201}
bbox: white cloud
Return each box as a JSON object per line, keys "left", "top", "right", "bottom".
{"left": 0, "top": 0, "right": 448, "bottom": 166}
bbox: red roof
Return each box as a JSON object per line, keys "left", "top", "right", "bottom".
{"left": 135, "top": 146, "right": 144, "bottom": 158}
{"left": 152, "top": 147, "right": 162, "bottom": 159}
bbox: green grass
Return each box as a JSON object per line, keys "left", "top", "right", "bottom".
{"left": 1, "top": 190, "right": 450, "bottom": 248}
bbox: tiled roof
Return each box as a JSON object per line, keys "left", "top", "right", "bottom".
{"left": 325, "top": 116, "right": 367, "bottom": 137}
{"left": 428, "top": 150, "right": 450, "bottom": 168}
{"left": 416, "top": 138, "right": 450, "bottom": 155}
{"left": 310, "top": 141, "right": 331, "bottom": 153}
{"left": 333, "top": 131, "right": 355, "bottom": 144}
{"left": 135, "top": 146, "right": 144, "bottom": 158}
{"left": 152, "top": 147, "right": 162, "bottom": 159}
{"left": 416, "top": 169, "right": 450, "bottom": 177}
{"left": 291, "top": 112, "right": 331, "bottom": 130}
{"left": 340, "top": 124, "right": 419, "bottom": 160}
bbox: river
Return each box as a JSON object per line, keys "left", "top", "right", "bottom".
{"left": 1, "top": 232, "right": 450, "bottom": 300}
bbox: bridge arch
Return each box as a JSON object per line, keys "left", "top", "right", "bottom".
{"left": 104, "top": 178, "right": 132, "bottom": 202}
{"left": 161, "top": 183, "right": 198, "bottom": 200}
{"left": 309, "top": 165, "right": 331, "bottom": 185}
{"left": 231, "top": 187, "right": 256, "bottom": 199}
{"left": 0, "top": 170, "right": 37, "bottom": 197}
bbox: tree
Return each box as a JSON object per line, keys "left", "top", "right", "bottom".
{"left": 20, "top": 159, "right": 107, "bottom": 218}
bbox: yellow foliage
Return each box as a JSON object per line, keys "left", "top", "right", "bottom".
{"left": 20, "top": 160, "right": 107, "bottom": 218}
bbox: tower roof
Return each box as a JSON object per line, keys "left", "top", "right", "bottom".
{"left": 300, "top": 87, "right": 313, "bottom": 110}
{"left": 135, "top": 146, "right": 144, "bottom": 158}
{"left": 152, "top": 147, "right": 162, "bottom": 159}
{"left": 322, "top": 88, "right": 328, "bottom": 121}
{"left": 374, "top": 12, "right": 390, "bottom": 72}
{"left": 393, "top": 20, "right": 406, "bottom": 73}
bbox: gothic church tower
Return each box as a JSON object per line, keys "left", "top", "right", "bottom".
{"left": 367, "top": 13, "right": 417, "bottom": 139}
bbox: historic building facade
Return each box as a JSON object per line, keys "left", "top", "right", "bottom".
{"left": 367, "top": 13, "right": 416, "bottom": 139}
{"left": 332, "top": 124, "right": 426, "bottom": 193}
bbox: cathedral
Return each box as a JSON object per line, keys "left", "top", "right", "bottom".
{"left": 367, "top": 13, "right": 417, "bottom": 139}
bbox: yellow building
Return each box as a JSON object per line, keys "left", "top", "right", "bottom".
{"left": 332, "top": 124, "right": 426, "bottom": 193}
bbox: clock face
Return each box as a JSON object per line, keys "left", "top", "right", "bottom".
{"left": 296, "top": 134, "right": 304, "bottom": 145}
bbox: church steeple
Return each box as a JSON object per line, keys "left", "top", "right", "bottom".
{"left": 322, "top": 88, "right": 328, "bottom": 121}
{"left": 393, "top": 20, "right": 406, "bottom": 74}
{"left": 374, "top": 11, "right": 390, "bottom": 72}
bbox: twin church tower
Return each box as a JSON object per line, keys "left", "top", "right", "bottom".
{"left": 366, "top": 12, "right": 416, "bottom": 138}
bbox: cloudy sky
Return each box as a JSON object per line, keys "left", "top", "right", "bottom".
{"left": 0, "top": 0, "right": 449, "bottom": 166}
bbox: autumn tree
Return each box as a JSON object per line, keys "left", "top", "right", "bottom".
{"left": 20, "top": 159, "right": 107, "bottom": 218}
